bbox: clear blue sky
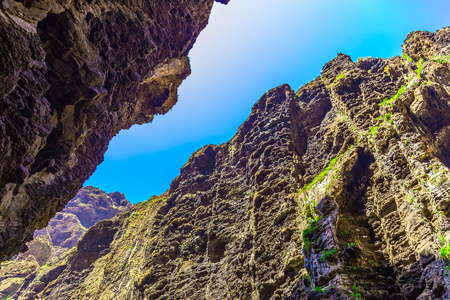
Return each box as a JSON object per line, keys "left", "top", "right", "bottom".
{"left": 85, "top": 0, "right": 450, "bottom": 203}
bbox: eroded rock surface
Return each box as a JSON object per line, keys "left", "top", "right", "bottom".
{"left": 2, "top": 28, "right": 450, "bottom": 300}
{"left": 0, "top": 0, "right": 228, "bottom": 261}
{"left": 0, "top": 186, "right": 130, "bottom": 299}
{"left": 34, "top": 186, "right": 131, "bottom": 251}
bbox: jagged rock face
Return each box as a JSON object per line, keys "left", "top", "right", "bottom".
{"left": 47, "top": 185, "right": 131, "bottom": 232}
{"left": 4, "top": 28, "right": 449, "bottom": 300}
{"left": 0, "top": 186, "right": 130, "bottom": 299}
{"left": 0, "top": 256, "right": 40, "bottom": 299}
{"left": 34, "top": 186, "right": 131, "bottom": 250}
{"left": 0, "top": 0, "right": 228, "bottom": 261}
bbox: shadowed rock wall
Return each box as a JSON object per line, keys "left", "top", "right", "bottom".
{"left": 0, "top": 0, "right": 228, "bottom": 261}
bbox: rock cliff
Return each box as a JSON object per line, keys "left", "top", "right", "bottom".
{"left": 0, "top": 28, "right": 450, "bottom": 299}
{"left": 6, "top": 28, "right": 449, "bottom": 300}
{"left": 0, "top": 186, "right": 130, "bottom": 299}
{"left": 0, "top": 0, "right": 228, "bottom": 261}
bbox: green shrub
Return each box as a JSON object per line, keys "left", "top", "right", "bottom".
{"left": 314, "top": 286, "right": 325, "bottom": 293}
{"left": 321, "top": 248, "right": 337, "bottom": 261}
{"left": 351, "top": 282, "right": 363, "bottom": 299}
{"left": 303, "top": 222, "right": 317, "bottom": 240}
{"left": 329, "top": 72, "right": 346, "bottom": 88}
{"left": 402, "top": 53, "right": 413, "bottom": 62}
{"left": 415, "top": 58, "right": 426, "bottom": 78}
{"left": 384, "top": 113, "right": 392, "bottom": 123}
{"left": 369, "top": 125, "right": 379, "bottom": 135}
{"left": 303, "top": 218, "right": 321, "bottom": 251}
{"left": 379, "top": 85, "right": 407, "bottom": 106}
{"left": 440, "top": 243, "right": 450, "bottom": 260}
{"left": 335, "top": 73, "right": 345, "bottom": 81}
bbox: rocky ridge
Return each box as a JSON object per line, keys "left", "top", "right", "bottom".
{"left": 2, "top": 28, "right": 450, "bottom": 299}
{"left": 0, "top": 0, "right": 228, "bottom": 261}
{"left": 0, "top": 186, "right": 130, "bottom": 299}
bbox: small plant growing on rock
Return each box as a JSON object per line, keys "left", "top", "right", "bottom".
{"left": 431, "top": 54, "right": 450, "bottom": 64}
{"left": 314, "top": 286, "right": 325, "bottom": 293}
{"left": 303, "top": 217, "right": 321, "bottom": 251}
{"left": 299, "top": 145, "right": 353, "bottom": 194}
{"left": 443, "top": 264, "right": 450, "bottom": 276}
{"left": 351, "top": 282, "right": 364, "bottom": 299}
{"left": 321, "top": 248, "right": 337, "bottom": 261}
{"left": 330, "top": 72, "right": 346, "bottom": 88}
{"left": 369, "top": 125, "right": 380, "bottom": 135}
{"left": 379, "top": 85, "right": 407, "bottom": 106}
{"left": 415, "top": 58, "right": 426, "bottom": 78}
{"left": 335, "top": 73, "right": 345, "bottom": 81}
{"left": 402, "top": 53, "right": 413, "bottom": 63}
{"left": 440, "top": 243, "right": 450, "bottom": 260}
{"left": 384, "top": 113, "right": 393, "bottom": 124}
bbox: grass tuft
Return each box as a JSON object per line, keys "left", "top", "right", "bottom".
{"left": 415, "top": 59, "right": 426, "bottom": 78}
{"left": 299, "top": 145, "right": 353, "bottom": 193}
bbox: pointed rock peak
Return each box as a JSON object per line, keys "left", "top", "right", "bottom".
{"left": 321, "top": 53, "right": 355, "bottom": 85}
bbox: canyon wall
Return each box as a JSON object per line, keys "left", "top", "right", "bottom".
{"left": 0, "top": 186, "right": 130, "bottom": 299}
{"left": 6, "top": 28, "right": 449, "bottom": 299}
{"left": 0, "top": 0, "right": 227, "bottom": 261}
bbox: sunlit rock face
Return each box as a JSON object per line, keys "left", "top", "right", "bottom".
{"left": 0, "top": 0, "right": 227, "bottom": 261}
{"left": 0, "top": 186, "right": 130, "bottom": 299}
{"left": 9, "top": 28, "right": 449, "bottom": 300}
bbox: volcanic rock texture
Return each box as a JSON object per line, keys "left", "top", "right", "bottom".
{"left": 0, "top": 186, "right": 130, "bottom": 299}
{"left": 0, "top": 0, "right": 228, "bottom": 261}
{"left": 5, "top": 28, "right": 448, "bottom": 300}
{"left": 34, "top": 185, "right": 131, "bottom": 251}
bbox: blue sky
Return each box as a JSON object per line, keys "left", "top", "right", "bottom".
{"left": 85, "top": 0, "right": 450, "bottom": 203}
